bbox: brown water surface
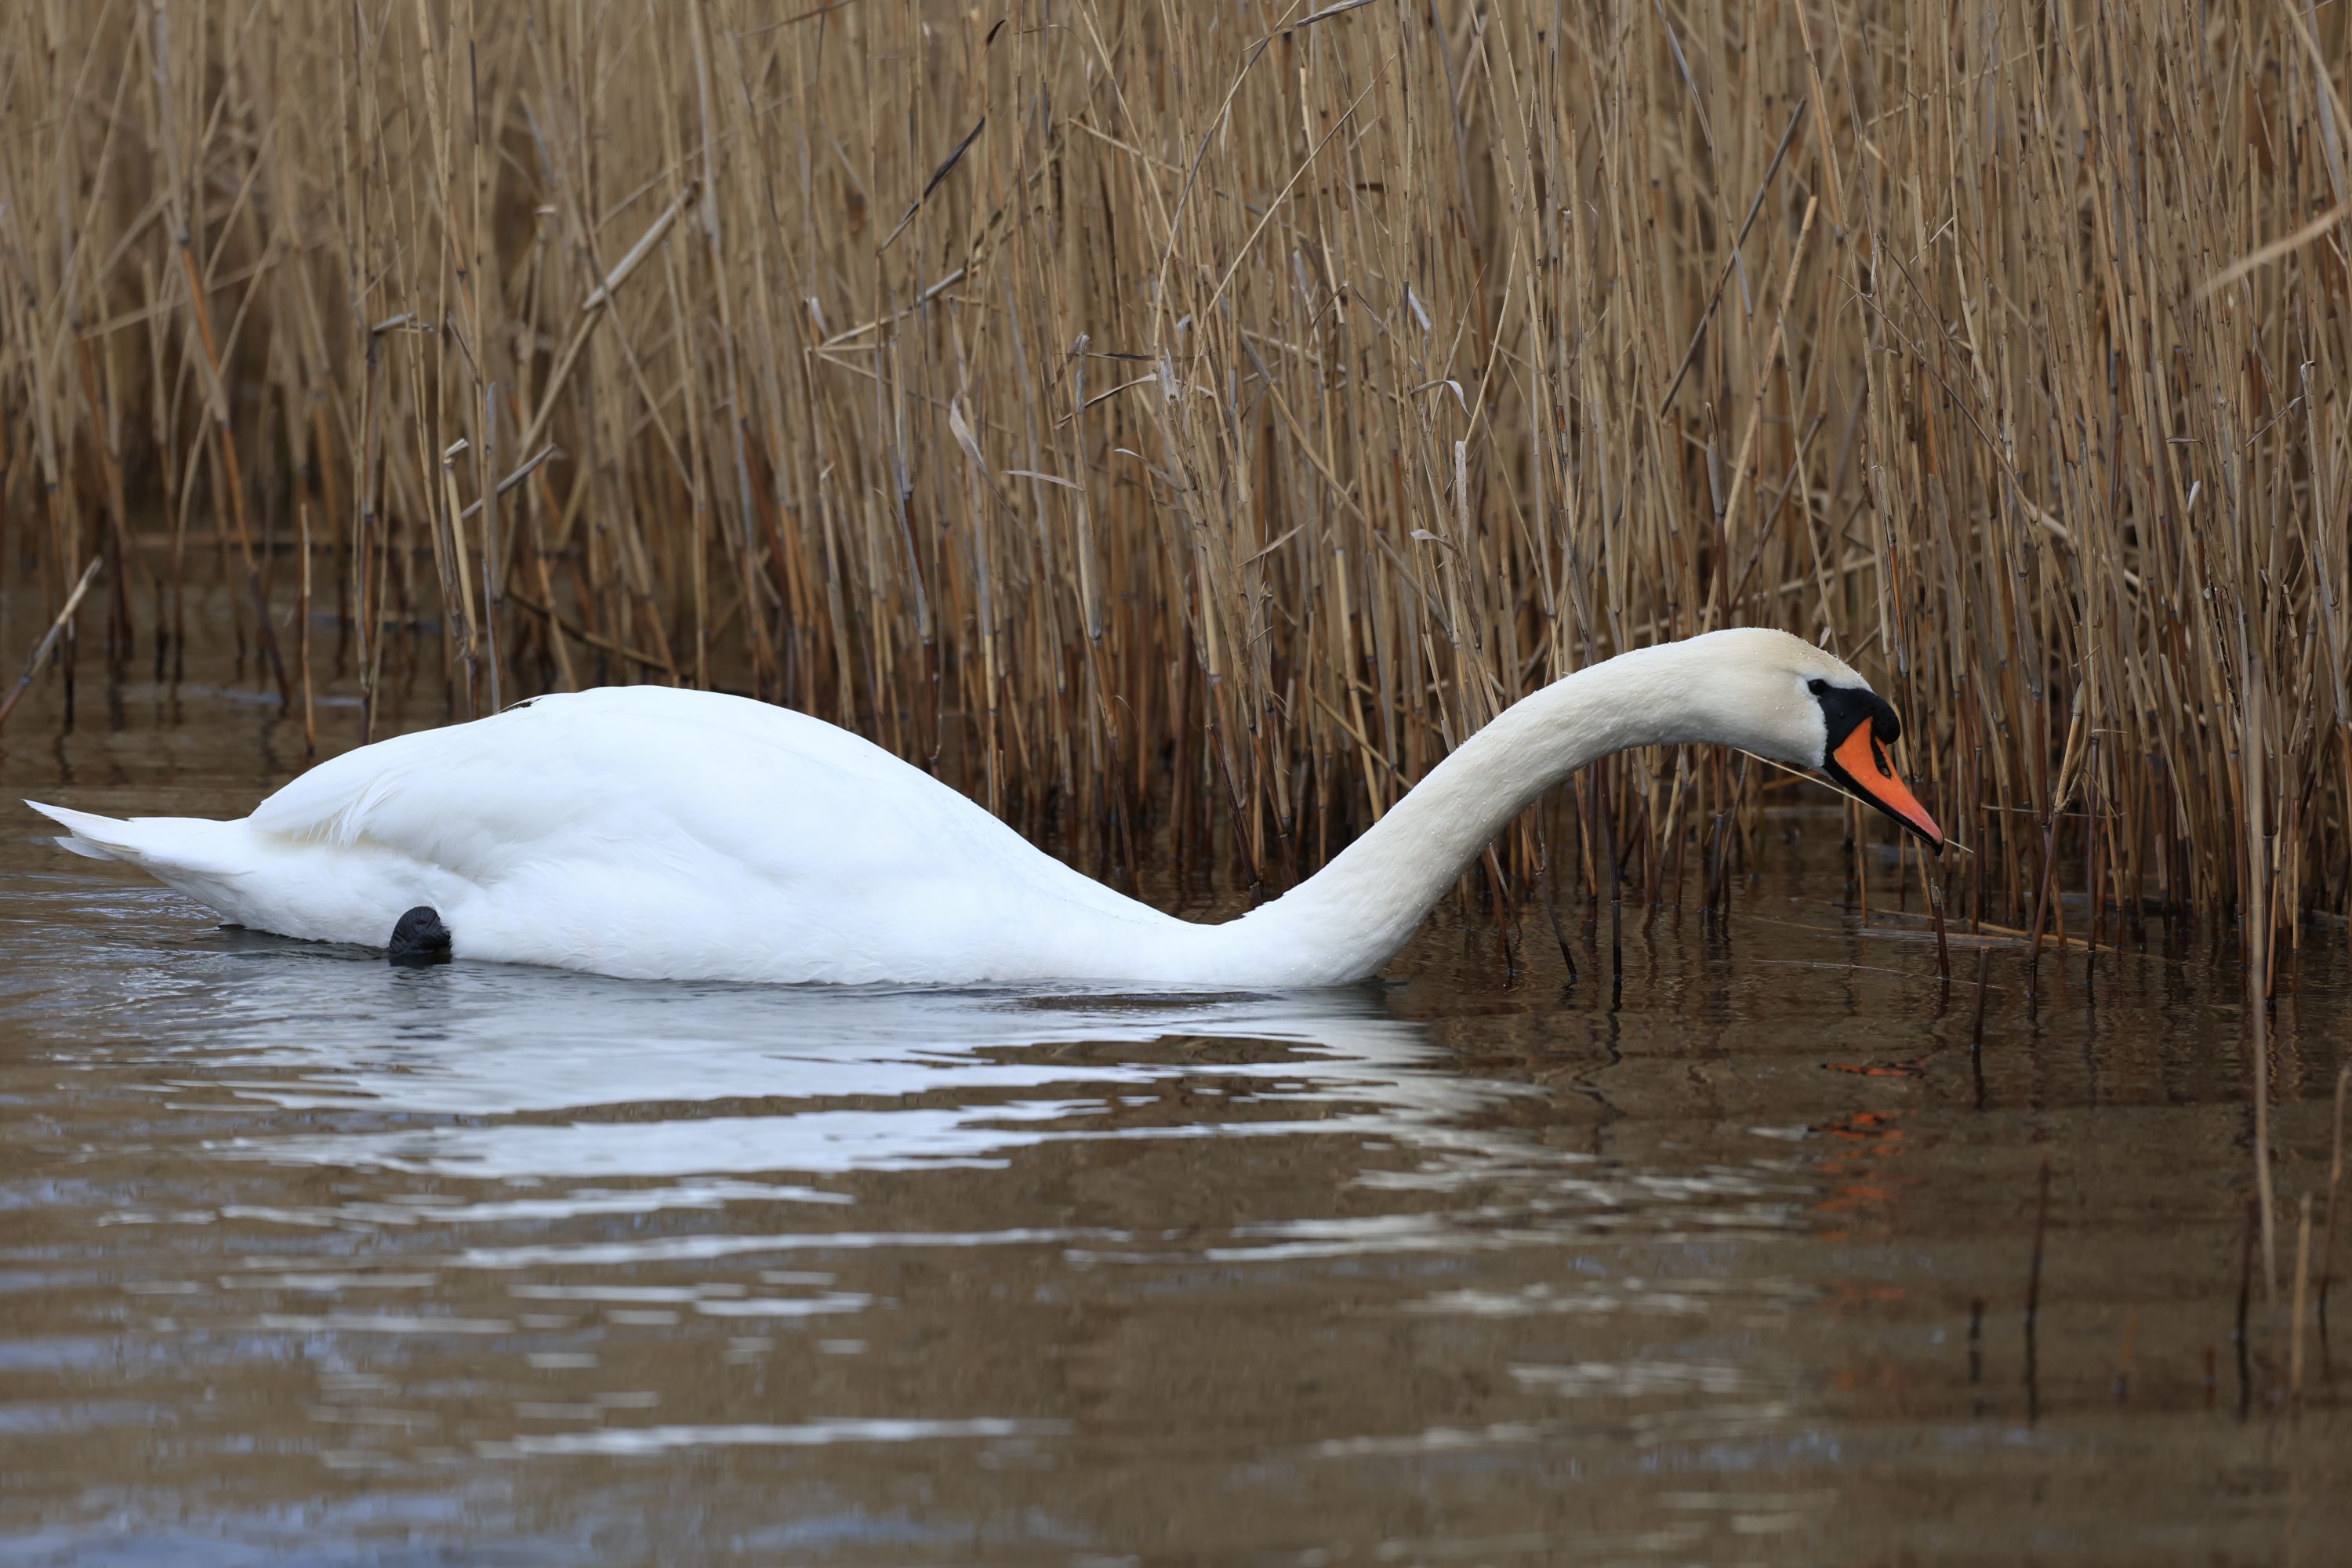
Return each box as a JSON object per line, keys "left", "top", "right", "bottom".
{"left": 2, "top": 663, "right": 2346, "bottom": 1564}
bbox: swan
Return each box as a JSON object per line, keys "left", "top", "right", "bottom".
{"left": 25, "top": 626, "right": 1940, "bottom": 986}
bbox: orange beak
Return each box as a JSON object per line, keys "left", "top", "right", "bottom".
{"left": 1828, "top": 724, "right": 1944, "bottom": 851}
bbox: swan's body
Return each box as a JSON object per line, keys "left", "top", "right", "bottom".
{"left": 27, "top": 628, "right": 1940, "bottom": 986}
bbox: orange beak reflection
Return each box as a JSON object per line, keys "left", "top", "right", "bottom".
{"left": 1828, "top": 724, "right": 1944, "bottom": 851}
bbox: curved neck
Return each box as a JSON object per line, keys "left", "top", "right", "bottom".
{"left": 1190, "top": 640, "right": 1730, "bottom": 984}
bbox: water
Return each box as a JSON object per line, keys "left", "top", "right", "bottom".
{"left": 2, "top": 670, "right": 2347, "bottom": 1564}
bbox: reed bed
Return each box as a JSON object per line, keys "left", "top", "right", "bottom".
{"left": 2, "top": 0, "right": 2347, "bottom": 949}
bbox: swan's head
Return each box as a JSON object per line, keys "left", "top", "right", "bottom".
{"left": 1679, "top": 628, "right": 1944, "bottom": 852}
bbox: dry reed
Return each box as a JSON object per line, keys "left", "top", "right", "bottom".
{"left": 0, "top": 0, "right": 2347, "bottom": 942}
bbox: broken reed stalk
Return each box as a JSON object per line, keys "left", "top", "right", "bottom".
{"left": 0, "top": 557, "right": 103, "bottom": 731}
{"left": 0, "top": 0, "right": 2343, "bottom": 941}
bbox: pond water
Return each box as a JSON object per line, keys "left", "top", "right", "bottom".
{"left": 1, "top": 663, "right": 2346, "bottom": 1564}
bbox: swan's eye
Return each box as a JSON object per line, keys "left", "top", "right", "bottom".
{"left": 1806, "top": 678, "right": 1831, "bottom": 695}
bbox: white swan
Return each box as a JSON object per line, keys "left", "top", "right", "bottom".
{"left": 26, "top": 626, "right": 1940, "bottom": 985}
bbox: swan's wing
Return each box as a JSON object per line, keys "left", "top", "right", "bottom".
{"left": 249, "top": 688, "right": 930, "bottom": 870}
{"left": 245, "top": 687, "right": 1161, "bottom": 927}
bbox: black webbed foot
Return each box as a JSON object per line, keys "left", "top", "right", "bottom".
{"left": 388, "top": 906, "right": 452, "bottom": 967}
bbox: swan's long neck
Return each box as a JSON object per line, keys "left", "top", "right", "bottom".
{"left": 1183, "top": 641, "right": 1740, "bottom": 985}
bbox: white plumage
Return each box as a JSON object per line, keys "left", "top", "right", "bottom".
{"left": 28, "top": 628, "right": 1898, "bottom": 985}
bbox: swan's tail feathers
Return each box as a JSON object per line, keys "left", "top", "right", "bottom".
{"left": 24, "top": 800, "right": 243, "bottom": 875}
{"left": 26, "top": 800, "right": 118, "bottom": 860}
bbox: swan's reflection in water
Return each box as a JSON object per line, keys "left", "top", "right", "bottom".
{"left": 180, "top": 961, "right": 1502, "bottom": 1185}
